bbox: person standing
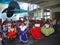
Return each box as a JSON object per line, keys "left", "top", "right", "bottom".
{"left": 31, "top": 20, "right": 42, "bottom": 40}
{"left": 19, "top": 18, "right": 29, "bottom": 43}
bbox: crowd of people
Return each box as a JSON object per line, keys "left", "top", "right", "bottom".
{"left": 0, "top": 17, "right": 60, "bottom": 45}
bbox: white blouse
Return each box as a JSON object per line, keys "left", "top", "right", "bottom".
{"left": 19, "top": 26, "right": 27, "bottom": 31}
{"left": 34, "top": 24, "right": 40, "bottom": 27}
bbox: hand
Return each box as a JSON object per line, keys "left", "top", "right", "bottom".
{"left": 0, "top": 38, "right": 2, "bottom": 41}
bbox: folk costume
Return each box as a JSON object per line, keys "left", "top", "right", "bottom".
{"left": 41, "top": 23, "right": 55, "bottom": 36}
{"left": 31, "top": 20, "right": 42, "bottom": 40}
{"left": 19, "top": 22, "right": 29, "bottom": 43}
{"left": 7, "top": 23, "right": 17, "bottom": 40}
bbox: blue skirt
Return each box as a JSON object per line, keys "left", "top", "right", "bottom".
{"left": 19, "top": 33, "right": 28, "bottom": 43}
{"left": 19, "top": 26, "right": 29, "bottom": 43}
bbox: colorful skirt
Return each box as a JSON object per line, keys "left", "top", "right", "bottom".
{"left": 8, "top": 32, "right": 17, "bottom": 40}
{"left": 31, "top": 27, "right": 42, "bottom": 40}
{"left": 41, "top": 26, "right": 55, "bottom": 36}
{"left": 19, "top": 33, "right": 28, "bottom": 43}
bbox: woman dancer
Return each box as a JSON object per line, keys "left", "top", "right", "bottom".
{"left": 41, "top": 22, "right": 54, "bottom": 36}
{"left": 31, "top": 20, "right": 42, "bottom": 40}
{"left": 19, "top": 20, "right": 29, "bottom": 43}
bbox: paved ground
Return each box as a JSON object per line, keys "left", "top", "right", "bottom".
{"left": 4, "top": 32, "right": 60, "bottom": 45}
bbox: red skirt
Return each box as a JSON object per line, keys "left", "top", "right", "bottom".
{"left": 8, "top": 31, "right": 17, "bottom": 40}
{"left": 31, "top": 27, "right": 42, "bottom": 40}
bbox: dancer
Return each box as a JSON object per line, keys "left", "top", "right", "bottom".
{"left": 31, "top": 20, "right": 42, "bottom": 40}
{"left": 41, "top": 22, "right": 55, "bottom": 36}
{"left": 19, "top": 19, "right": 29, "bottom": 43}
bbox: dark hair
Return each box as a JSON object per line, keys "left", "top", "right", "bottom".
{"left": 45, "top": 21, "right": 50, "bottom": 25}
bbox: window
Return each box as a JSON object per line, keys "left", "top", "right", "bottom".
{"left": 43, "top": 8, "right": 51, "bottom": 19}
